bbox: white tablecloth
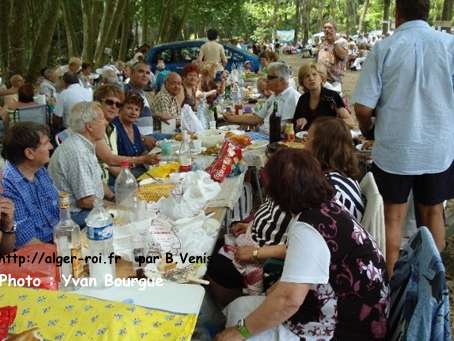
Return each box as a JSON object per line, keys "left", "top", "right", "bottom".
{"left": 206, "top": 172, "right": 246, "bottom": 209}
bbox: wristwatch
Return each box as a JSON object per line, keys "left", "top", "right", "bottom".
{"left": 2, "top": 223, "right": 16, "bottom": 234}
{"left": 252, "top": 248, "right": 260, "bottom": 262}
{"left": 236, "top": 318, "right": 252, "bottom": 339}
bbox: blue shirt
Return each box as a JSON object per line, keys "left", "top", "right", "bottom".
{"left": 112, "top": 117, "right": 145, "bottom": 157}
{"left": 352, "top": 21, "right": 454, "bottom": 175}
{"left": 2, "top": 162, "right": 60, "bottom": 247}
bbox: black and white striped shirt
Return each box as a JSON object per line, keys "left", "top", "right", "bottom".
{"left": 327, "top": 171, "right": 364, "bottom": 221}
{"left": 251, "top": 198, "right": 293, "bottom": 247}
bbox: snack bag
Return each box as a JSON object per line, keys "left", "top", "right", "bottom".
{"left": 206, "top": 141, "right": 242, "bottom": 182}
{"left": 0, "top": 306, "right": 17, "bottom": 340}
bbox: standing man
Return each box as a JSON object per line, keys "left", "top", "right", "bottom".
{"left": 317, "top": 21, "right": 348, "bottom": 93}
{"left": 353, "top": 0, "right": 454, "bottom": 275}
{"left": 198, "top": 29, "right": 228, "bottom": 71}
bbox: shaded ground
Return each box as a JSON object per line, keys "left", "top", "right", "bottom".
{"left": 282, "top": 54, "right": 454, "bottom": 330}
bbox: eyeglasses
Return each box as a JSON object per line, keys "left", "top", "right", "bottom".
{"left": 103, "top": 99, "right": 123, "bottom": 108}
{"left": 267, "top": 75, "right": 279, "bottom": 81}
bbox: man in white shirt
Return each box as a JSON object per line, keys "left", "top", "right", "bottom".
{"left": 223, "top": 62, "right": 300, "bottom": 135}
{"left": 54, "top": 72, "right": 92, "bottom": 130}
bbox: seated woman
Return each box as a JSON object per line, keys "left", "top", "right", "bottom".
{"left": 216, "top": 148, "right": 389, "bottom": 341}
{"left": 94, "top": 85, "right": 159, "bottom": 186}
{"left": 293, "top": 62, "right": 354, "bottom": 131}
{"left": 306, "top": 116, "right": 365, "bottom": 221}
{"left": 3, "top": 83, "right": 38, "bottom": 129}
{"left": 199, "top": 62, "right": 223, "bottom": 105}
{"left": 112, "top": 94, "right": 156, "bottom": 177}
{"left": 177, "top": 63, "right": 201, "bottom": 111}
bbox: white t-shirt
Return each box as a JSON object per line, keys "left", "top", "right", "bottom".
{"left": 256, "top": 86, "right": 301, "bottom": 135}
{"left": 54, "top": 84, "right": 93, "bottom": 127}
{"left": 281, "top": 221, "right": 330, "bottom": 285}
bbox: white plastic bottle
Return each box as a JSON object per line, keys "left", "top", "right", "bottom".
{"left": 179, "top": 130, "right": 192, "bottom": 172}
{"left": 114, "top": 160, "right": 138, "bottom": 224}
{"left": 85, "top": 199, "right": 115, "bottom": 287}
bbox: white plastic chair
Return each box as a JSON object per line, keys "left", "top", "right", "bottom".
{"left": 15, "top": 104, "right": 48, "bottom": 125}
{"left": 360, "top": 172, "right": 386, "bottom": 257}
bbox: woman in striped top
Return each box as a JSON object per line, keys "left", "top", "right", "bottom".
{"left": 306, "top": 116, "right": 365, "bottom": 221}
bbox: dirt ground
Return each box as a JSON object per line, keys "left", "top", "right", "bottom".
{"left": 281, "top": 54, "right": 454, "bottom": 329}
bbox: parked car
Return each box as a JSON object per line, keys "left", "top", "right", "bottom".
{"left": 146, "top": 40, "right": 260, "bottom": 74}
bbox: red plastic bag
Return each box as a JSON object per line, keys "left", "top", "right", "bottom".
{"left": 0, "top": 306, "right": 17, "bottom": 340}
{"left": 0, "top": 243, "right": 60, "bottom": 290}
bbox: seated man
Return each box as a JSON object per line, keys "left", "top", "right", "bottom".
{"left": 54, "top": 72, "right": 93, "bottom": 130}
{"left": 224, "top": 62, "right": 301, "bottom": 136}
{"left": 151, "top": 72, "right": 182, "bottom": 133}
{"left": 49, "top": 102, "right": 113, "bottom": 227}
{"left": 2, "top": 122, "right": 59, "bottom": 248}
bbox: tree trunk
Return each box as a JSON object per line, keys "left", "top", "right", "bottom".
{"left": 382, "top": 0, "right": 391, "bottom": 34}
{"left": 142, "top": 0, "right": 150, "bottom": 45}
{"left": 0, "top": 0, "right": 12, "bottom": 73}
{"left": 8, "top": 0, "right": 27, "bottom": 76}
{"left": 92, "top": 0, "right": 112, "bottom": 65}
{"left": 27, "top": 0, "right": 61, "bottom": 81}
{"left": 294, "top": 0, "right": 301, "bottom": 44}
{"left": 61, "top": 0, "right": 80, "bottom": 57}
{"left": 302, "top": 0, "right": 311, "bottom": 45}
{"left": 358, "top": 0, "right": 370, "bottom": 33}
{"left": 81, "top": 0, "right": 94, "bottom": 63}
{"left": 442, "top": 0, "right": 453, "bottom": 19}
{"left": 272, "top": 0, "right": 280, "bottom": 42}
{"left": 99, "top": 0, "right": 128, "bottom": 64}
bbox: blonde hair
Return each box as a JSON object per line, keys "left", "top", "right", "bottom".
{"left": 298, "top": 63, "right": 327, "bottom": 90}
{"left": 200, "top": 62, "right": 216, "bottom": 77}
{"left": 69, "top": 57, "right": 82, "bottom": 67}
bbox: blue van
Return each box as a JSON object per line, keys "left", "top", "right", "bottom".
{"left": 146, "top": 40, "right": 260, "bottom": 74}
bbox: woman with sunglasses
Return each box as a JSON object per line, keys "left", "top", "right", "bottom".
{"left": 94, "top": 85, "right": 158, "bottom": 185}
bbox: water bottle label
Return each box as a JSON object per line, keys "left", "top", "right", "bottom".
{"left": 87, "top": 223, "right": 113, "bottom": 241}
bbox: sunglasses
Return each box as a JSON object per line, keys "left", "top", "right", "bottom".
{"left": 103, "top": 99, "right": 123, "bottom": 108}
{"left": 267, "top": 75, "right": 279, "bottom": 81}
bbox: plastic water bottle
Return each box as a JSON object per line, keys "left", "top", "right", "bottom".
{"left": 179, "top": 130, "right": 192, "bottom": 172}
{"left": 85, "top": 199, "right": 115, "bottom": 287}
{"left": 114, "top": 160, "right": 138, "bottom": 224}
{"left": 196, "top": 97, "right": 209, "bottom": 129}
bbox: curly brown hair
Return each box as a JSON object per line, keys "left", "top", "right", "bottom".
{"left": 264, "top": 148, "right": 334, "bottom": 214}
{"left": 309, "top": 117, "right": 360, "bottom": 179}
{"left": 123, "top": 93, "right": 144, "bottom": 111}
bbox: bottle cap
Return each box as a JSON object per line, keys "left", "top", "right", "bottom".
{"left": 59, "top": 192, "right": 70, "bottom": 209}
{"left": 120, "top": 160, "right": 129, "bottom": 168}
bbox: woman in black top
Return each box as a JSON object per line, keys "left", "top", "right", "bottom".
{"left": 293, "top": 62, "right": 354, "bottom": 130}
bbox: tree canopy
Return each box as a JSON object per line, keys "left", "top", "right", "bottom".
{"left": 0, "top": 0, "right": 452, "bottom": 80}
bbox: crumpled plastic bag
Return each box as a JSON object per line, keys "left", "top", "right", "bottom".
{"left": 159, "top": 171, "right": 221, "bottom": 220}
{"left": 181, "top": 104, "right": 204, "bottom": 133}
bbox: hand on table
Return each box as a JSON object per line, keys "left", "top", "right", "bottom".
{"left": 215, "top": 327, "right": 245, "bottom": 341}
{"left": 143, "top": 154, "right": 160, "bottom": 165}
{"left": 231, "top": 222, "right": 249, "bottom": 237}
{"left": 234, "top": 245, "right": 256, "bottom": 264}
{"left": 295, "top": 118, "right": 307, "bottom": 130}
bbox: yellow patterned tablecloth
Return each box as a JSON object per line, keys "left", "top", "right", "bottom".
{"left": 1, "top": 286, "right": 197, "bottom": 340}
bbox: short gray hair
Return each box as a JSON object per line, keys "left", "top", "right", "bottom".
{"left": 268, "top": 62, "right": 290, "bottom": 81}
{"left": 68, "top": 101, "right": 103, "bottom": 134}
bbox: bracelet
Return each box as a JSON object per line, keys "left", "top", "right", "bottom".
{"left": 236, "top": 318, "right": 253, "bottom": 339}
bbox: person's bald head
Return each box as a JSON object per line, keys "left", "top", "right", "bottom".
{"left": 165, "top": 72, "right": 182, "bottom": 97}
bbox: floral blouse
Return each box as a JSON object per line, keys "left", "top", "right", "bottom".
{"left": 285, "top": 201, "right": 389, "bottom": 340}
